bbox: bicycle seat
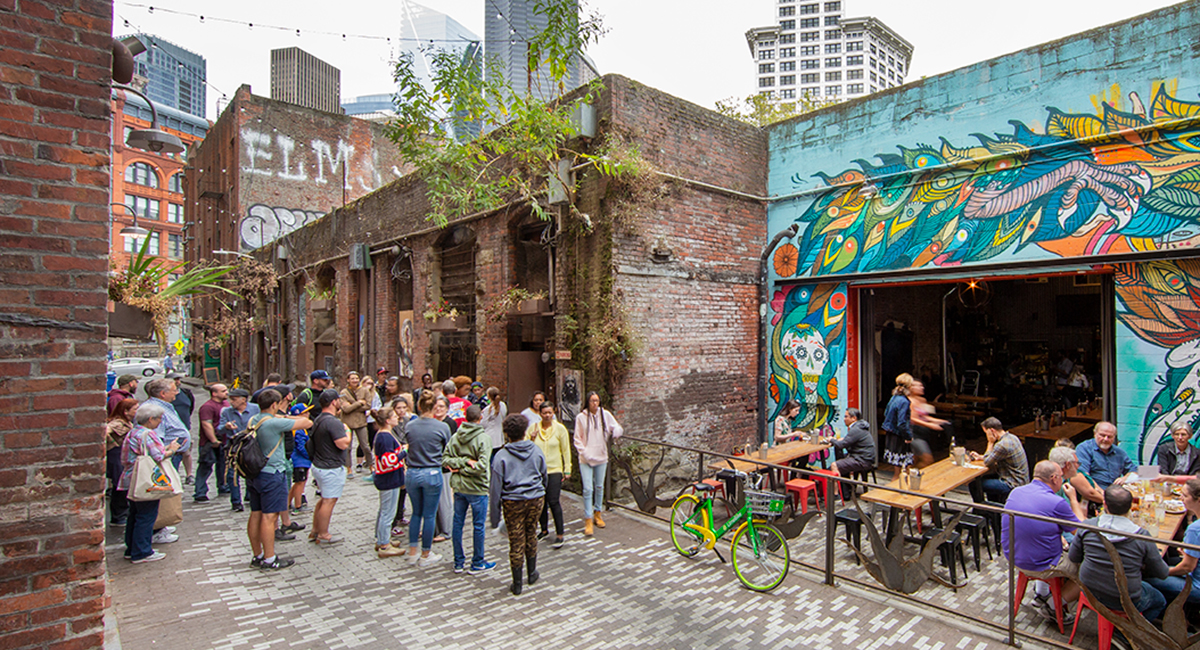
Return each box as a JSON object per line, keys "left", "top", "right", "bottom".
{"left": 693, "top": 481, "right": 717, "bottom": 492}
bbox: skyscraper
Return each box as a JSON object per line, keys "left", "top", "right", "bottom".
{"left": 746, "top": 1, "right": 912, "bottom": 106}
{"left": 484, "top": 0, "right": 597, "bottom": 101}
{"left": 270, "top": 47, "right": 342, "bottom": 114}
{"left": 396, "top": 1, "right": 483, "bottom": 139}
{"left": 126, "top": 33, "right": 207, "bottom": 119}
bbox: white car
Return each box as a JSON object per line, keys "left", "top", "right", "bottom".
{"left": 108, "top": 357, "right": 165, "bottom": 378}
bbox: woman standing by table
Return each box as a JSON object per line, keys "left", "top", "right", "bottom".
{"left": 882, "top": 373, "right": 915, "bottom": 477}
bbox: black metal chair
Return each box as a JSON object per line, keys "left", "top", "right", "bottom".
{"left": 919, "top": 527, "right": 969, "bottom": 588}
{"left": 834, "top": 508, "right": 863, "bottom": 564}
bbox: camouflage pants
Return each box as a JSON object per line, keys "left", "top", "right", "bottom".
{"left": 502, "top": 497, "right": 543, "bottom": 570}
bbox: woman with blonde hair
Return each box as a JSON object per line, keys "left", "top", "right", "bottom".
{"left": 882, "top": 372, "right": 915, "bottom": 476}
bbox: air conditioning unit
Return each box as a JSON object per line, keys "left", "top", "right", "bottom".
{"left": 348, "top": 243, "right": 372, "bottom": 270}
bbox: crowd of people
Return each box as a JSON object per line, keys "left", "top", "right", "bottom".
{"left": 104, "top": 368, "right": 623, "bottom": 596}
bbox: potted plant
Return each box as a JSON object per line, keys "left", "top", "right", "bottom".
{"left": 305, "top": 285, "right": 335, "bottom": 311}
{"left": 423, "top": 298, "right": 466, "bottom": 331}
{"left": 485, "top": 286, "right": 549, "bottom": 322}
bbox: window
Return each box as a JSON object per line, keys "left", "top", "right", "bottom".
{"left": 870, "top": 57, "right": 877, "bottom": 69}
{"left": 800, "top": 3, "right": 818, "bottom": 14}
{"left": 759, "top": 63, "right": 776, "bottom": 74}
{"left": 846, "top": 55, "right": 863, "bottom": 66}
{"left": 870, "top": 72, "right": 877, "bottom": 82}
{"left": 847, "top": 69, "right": 863, "bottom": 80}
{"left": 896, "top": 62, "right": 904, "bottom": 73}
{"left": 123, "top": 125, "right": 134, "bottom": 143}
{"left": 801, "top": 73, "right": 819, "bottom": 84}
{"left": 870, "top": 44, "right": 877, "bottom": 55}
{"left": 870, "top": 86, "right": 878, "bottom": 93}
{"left": 825, "top": 29, "right": 841, "bottom": 39}
{"left": 825, "top": 57, "right": 841, "bottom": 67}
{"left": 826, "top": 85, "right": 842, "bottom": 96}
{"left": 167, "top": 233, "right": 184, "bottom": 259}
{"left": 800, "top": 17, "right": 819, "bottom": 28}
{"left": 168, "top": 172, "right": 183, "bottom": 193}
{"left": 825, "top": 15, "right": 839, "bottom": 25}
{"left": 825, "top": 71, "right": 841, "bottom": 82}
{"left": 802, "top": 87, "right": 820, "bottom": 97}
{"left": 800, "top": 45, "right": 818, "bottom": 55}
{"left": 759, "top": 77, "right": 775, "bottom": 87}
{"left": 759, "top": 90, "right": 774, "bottom": 99}
{"left": 759, "top": 40, "right": 776, "bottom": 48}
{"left": 780, "top": 89, "right": 796, "bottom": 99}
{"left": 825, "top": 43, "right": 841, "bottom": 54}
{"left": 780, "top": 75, "right": 795, "bottom": 85}
{"left": 124, "top": 194, "right": 159, "bottom": 221}
{"left": 845, "top": 31, "right": 862, "bottom": 38}
{"left": 888, "top": 70, "right": 895, "bottom": 80}
{"left": 825, "top": 1, "right": 841, "bottom": 10}
{"left": 846, "top": 41, "right": 863, "bottom": 52}
{"left": 780, "top": 47, "right": 795, "bottom": 58}
{"left": 847, "top": 83, "right": 864, "bottom": 94}
{"left": 888, "top": 56, "right": 896, "bottom": 66}
{"left": 780, "top": 19, "right": 795, "bottom": 30}
{"left": 780, "top": 6, "right": 795, "bottom": 16}
{"left": 759, "top": 49, "right": 775, "bottom": 60}
{"left": 800, "top": 59, "right": 819, "bottom": 70}
{"left": 167, "top": 203, "right": 183, "bottom": 224}
{"left": 800, "top": 31, "right": 819, "bottom": 42}
{"left": 780, "top": 61, "right": 796, "bottom": 71}
{"left": 124, "top": 230, "right": 159, "bottom": 254}
{"left": 780, "top": 33, "right": 795, "bottom": 44}
{"left": 124, "top": 162, "right": 159, "bottom": 188}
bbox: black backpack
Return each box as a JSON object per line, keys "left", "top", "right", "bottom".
{"left": 225, "top": 418, "right": 281, "bottom": 479}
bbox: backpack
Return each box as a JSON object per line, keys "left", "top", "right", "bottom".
{"left": 225, "top": 418, "right": 282, "bottom": 479}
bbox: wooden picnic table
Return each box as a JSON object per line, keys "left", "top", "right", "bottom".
{"left": 1157, "top": 511, "right": 1186, "bottom": 556}
{"left": 709, "top": 439, "right": 830, "bottom": 491}
{"left": 1009, "top": 420, "right": 1093, "bottom": 442}
{"left": 860, "top": 457, "right": 990, "bottom": 542}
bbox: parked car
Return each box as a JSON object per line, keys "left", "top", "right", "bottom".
{"left": 108, "top": 357, "right": 164, "bottom": 378}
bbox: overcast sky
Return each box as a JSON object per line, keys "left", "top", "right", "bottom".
{"left": 113, "top": 0, "right": 1183, "bottom": 120}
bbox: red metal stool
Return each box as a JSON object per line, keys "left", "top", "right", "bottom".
{"left": 1069, "top": 592, "right": 1126, "bottom": 650}
{"left": 810, "top": 468, "right": 845, "bottom": 506}
{"left": 691, "top": 479, "right": 731, "bottom": 516}
{"left": 785, "top": 478, "right": 821, "bottom": 513}
{"left": 1014, "top": 572, "right": 1066, "bottom": 634}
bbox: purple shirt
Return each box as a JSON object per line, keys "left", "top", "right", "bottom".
{"left": 1000, "top": 479, "right": 1080, "bottom": 571}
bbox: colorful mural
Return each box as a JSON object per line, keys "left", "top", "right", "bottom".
{"left": 774, "top": 84, "right": 1200, "bottom": 280}
{"left": 768, "top": 283, "right": 847, "bottom": 429}
{"left": 1115, "top": 260, "right": 1200, "bottom": 463}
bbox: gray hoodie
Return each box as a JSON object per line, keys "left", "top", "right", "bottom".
{"left": 489, "top": 439, "right": 548, "bottom": 528}
{"left": 1067, "top": 514, "right": 1169, "bottom": 609}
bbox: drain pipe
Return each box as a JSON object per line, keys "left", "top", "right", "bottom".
{"left": 757, "top": 224, "right": 800, "bottom": 446}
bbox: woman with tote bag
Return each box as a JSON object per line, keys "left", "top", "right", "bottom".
{"left": 119, "top": 402, "right": 180, "bottom": 563}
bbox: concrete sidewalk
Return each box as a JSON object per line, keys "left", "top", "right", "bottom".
{"left": 104, "top": 465, "right": 1051, "bottom": 650}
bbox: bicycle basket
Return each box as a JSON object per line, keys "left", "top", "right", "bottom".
{"left": 745, "top": 489, "right": 787, "bottom": 517}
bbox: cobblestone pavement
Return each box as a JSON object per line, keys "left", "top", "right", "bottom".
{"left": 104, "top": 460, "right": 1077, "bottom": 650}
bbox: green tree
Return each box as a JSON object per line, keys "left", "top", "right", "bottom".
{"left": 714, "top": 92, "right": 835, "bottom": 127}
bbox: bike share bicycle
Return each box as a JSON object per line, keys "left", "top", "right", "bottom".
{"left": 669, "top": 468, "right": 791, "bottom": 591}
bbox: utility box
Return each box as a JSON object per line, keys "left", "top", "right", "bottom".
{"left": 349, "top": 243, "right": 372, "bottom": 270}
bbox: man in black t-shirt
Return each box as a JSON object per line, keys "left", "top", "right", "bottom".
{"left": 309, "top": 388, "right": 350, "bottom": 544}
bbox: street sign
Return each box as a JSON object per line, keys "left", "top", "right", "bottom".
{"left": 173, "top": 340, "right": 185, "bottom": 354}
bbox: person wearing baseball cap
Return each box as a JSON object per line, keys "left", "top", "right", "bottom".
{"left": 296, "top": 371, "right": 333, "bottom": 411}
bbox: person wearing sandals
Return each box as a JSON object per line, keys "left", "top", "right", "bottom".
{"left": 574, "top": 392, "right": 623, "bottom": 536}
{"left": 309, "top": 389, "right": 351, "bottom": 546}
{"left": 372, "top": 407, "right": 406, "bottom": 558}
{"left": 405, "top": 390, "right": 452, "bottom": 567}
{"left": 490, "top": 414, "right": 547, "bottom": 595}
{"left": 527, "top": 401, "right": 571, "bottom": 549}
{"left": 246, "top": 389, "right": 312, "bottom": 570}
{"left": 119, "top": 402, "right": 179, "bottom": 563}
{"left": 445, "top": 405, "right": 495, "bottom": 574}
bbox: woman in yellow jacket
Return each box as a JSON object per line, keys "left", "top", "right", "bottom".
{"left": 527, "top": 401, "right": 571, "bottom": 548}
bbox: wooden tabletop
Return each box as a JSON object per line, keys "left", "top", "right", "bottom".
{"left": 1156, "top": 511, "right": 1186, "bottom": 556}
{"left": 930, "top": 402, "right": 985, "bottom": 418}
{"left": 1066, "top": 412, "right": 1103, "bottom": 424}
{"left": 860, "top": 456, "right": 990, "bottom": 512}
{"left": 1009, "top": 420, "right": 1093, "bottom": 441}
{"left": 709, "top": 439, "right": 830, "bottom": 473}
{"left": 944, "top": 394, "right": 999, "bottom": 404}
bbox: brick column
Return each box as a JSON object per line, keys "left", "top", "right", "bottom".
{"left": 0, "top": 1, "right": 114, "bottom": 649}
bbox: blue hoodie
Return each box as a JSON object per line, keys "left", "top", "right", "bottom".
{"left": 489, "top": 439, "right": 547, "bottom": 528}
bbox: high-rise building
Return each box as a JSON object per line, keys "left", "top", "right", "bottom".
{"left": 124, "top": 33, "right": 207, "bottom": 119}
{"left": 484, "top": 0, "right": 597, "bottom": 101}
{"left": 270, "top": 47, "right": 342, "bottom": 114}
{"left": 395, "top": 2, "right": 482, "bottom": 139}
{"left": 746, "top": 1, "right": 912, "bottom": 106}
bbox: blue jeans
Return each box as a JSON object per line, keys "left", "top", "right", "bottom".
{"left": 579, "top": 462, "right": 607, "bottom": 519}
{"left": 981, "top": 478, "right": 1013, "bottom": 502}
{"left": 376, "top": 487, "right": 399, "bottom": 547}
{"left": 452, "top": 493, "right": 488, "bottom": 568}
{"left": 1136, "top": 581, "right": 1168, "bottom": 622}
{"left": 124, "top": 499, "right": 160, "bottom": 560}
{"left": 1147, "top": 574, "right": 1200, "bottom": 608}
{"left": 406, "top": 468, "right": 442, "bottom": 551}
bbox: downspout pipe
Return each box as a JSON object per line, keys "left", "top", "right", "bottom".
{"left": 757, "top": 223, "right": 800, "bottom": 446}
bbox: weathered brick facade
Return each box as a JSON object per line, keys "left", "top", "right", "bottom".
{"left": 0, "top": 1, "right": 113, "bottom": 648}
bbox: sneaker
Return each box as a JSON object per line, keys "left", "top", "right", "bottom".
{"left": 275, "top": 529, "right": 296, "bottom": 541}
{"left": 151, "top": 530, "right": 178, "bottom": 544}
{"left": 453, "top": 564, "right": 465, "bottom": 574}
{"left": 1032, "top": 599, "right": 1074, "bottom": 627}
{"left": 193, "top": 496, "right": 209, "bottom": 503}
{"left": 537, "top": 530, "right": 549, "bottom": 541}
{"left": 391, "top": 525, "right": 406, "bottom": 537}
{"left": 300, "top": 496, "right": 309, "bottom": 507}
{"left": 377, "top": 545, "right": 406, "bottom": 558}
{"left": 164, "top": 526, "right": 176, "bottom": 534}
{"left": 132, "top": 551, "right": 166, "bottom": 564}
{"left": 259, "top": 556, "right": 295, "bottom": 570}
{"left": 231, "top": 504, "right": 244, "bottom": 512}
{"left": 406, "top": 551, "right": 421, "bottom": 564}
{"left": 468, "top": 560, "right": 496, "bottom": 575}
{"left": 283, "top": 521, "right": 306, "bottom": 532}
{"left": 250, "top": 556, "right": 263, "bottom": 569}
{"left": 417, "top": 552, "right": 442, "bottom": 568}
{"left": 184, "top": 476, "right": 194, "bottom": 486}
{"left": 552, "top": 536, "right": 565, "bottom": 549}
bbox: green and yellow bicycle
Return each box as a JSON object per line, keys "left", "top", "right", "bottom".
{"left": 669, "top": 468, "right": 791, "bottom": 592}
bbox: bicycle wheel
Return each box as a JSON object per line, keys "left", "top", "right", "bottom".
{"left": 669, "top": 494, "right": 704, "bottom": 557}
{"left": 730, "top": 522, "right": 789, "bottom": 592}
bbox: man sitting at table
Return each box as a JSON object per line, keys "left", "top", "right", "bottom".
{"left": 969, "top": 417, "right": 1029, "bottom": 503}
{"left": 1002, "top": 460, "right": 1083, "bottom": 624}
{"left": 1053, "top": 440, "right": 1105, "bottom": 513}
{"left": 1048, "top": 446, "right": 1095, "bottom": 522}
{"left": 821, "top": 408, "right": 875, "bottom": 483}
{"left": 1157, "top": 423, "right": 1200, "bottom": 479}
{"left": 1068, "top": 485, "right": 1169, "bottom": 626}
{"left": 1076, "top": 422, "right": 1136, "bottom": 490}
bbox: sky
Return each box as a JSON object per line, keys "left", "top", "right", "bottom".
{"left": 112, "top": 0, "right": 1185, "bottom": 121}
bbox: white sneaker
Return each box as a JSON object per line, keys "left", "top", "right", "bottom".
{"left": 133, "top": 551, "right": 166, "bottom": 563}
{"left": 417, "top": 552, "right": 442, "bottom": 568}
{"left": 406, "top": 551, "right": 421, "bottom": 564}
{"left": 164, "top": 526, "right": 177, "bottom": 534}
{"left": 151, "top": 530, "right": 179, "bottom": 544}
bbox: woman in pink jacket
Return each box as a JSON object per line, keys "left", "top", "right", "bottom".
{"left": 574, "top": 392, "right": 623, "bottom": 536}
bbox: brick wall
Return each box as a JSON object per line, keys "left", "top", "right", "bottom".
{"left": 0, "top": 1, "right": 114, "bottom": 649}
